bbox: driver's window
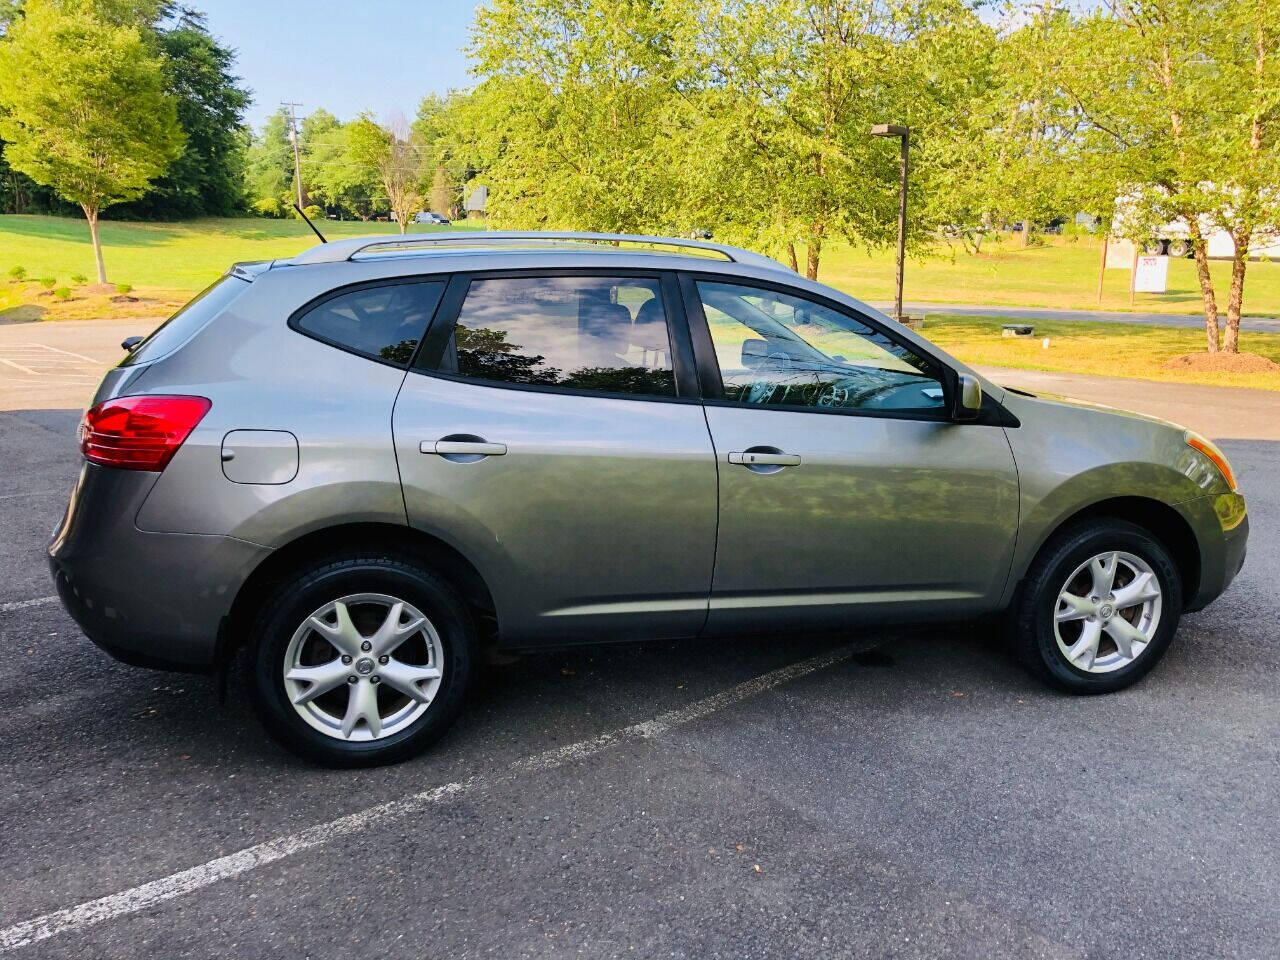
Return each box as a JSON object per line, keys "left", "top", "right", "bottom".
{"left": 695, "top": 281, "right": 945, "bottom": 413}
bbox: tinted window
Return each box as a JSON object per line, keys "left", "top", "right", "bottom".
{"left": 120, "top": 276, "right": 249, "bottom": 366}
{"left": 697, "top": 281, "right": 945, "bottom": 414}
{"left": 439, "top": 276, "right": 677, "bottom": 397}
{"left": 294, "top": 281, "right": 444, "bottom": 367}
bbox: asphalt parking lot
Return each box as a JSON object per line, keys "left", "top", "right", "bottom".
{"left": 1, "top": 320, "right": 1278, "bottom": 958}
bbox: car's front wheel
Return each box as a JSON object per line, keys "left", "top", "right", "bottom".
{"left": 1015, "top": 518, "right": 1182, "bottom": 693}
{"left": 247, "top": 555, "right": 474, "bottom": 766}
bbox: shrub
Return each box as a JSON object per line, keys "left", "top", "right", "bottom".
{"left": 115, "top": 283, "right": 133, "bottom": 294}
{"left": 53, "top": 287, "right": 71, "bottom": 300}
{"left": 252, "top": 197, "right": 283, "bottom": 218}
{"left": 302, "top": 204, "right": 325, "bottom": 221}
{"left": 70, "top": 273, "right": 88, "bottom": 285}
{"left": 7, "top": 265, "right": 25, "bottom": 280}
{"left": 38, "top": 276, "right": 56, "bottom": 288}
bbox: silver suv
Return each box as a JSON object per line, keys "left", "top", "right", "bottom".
{"left": 49, "top": 232, "right": 1249, "bottom": 766}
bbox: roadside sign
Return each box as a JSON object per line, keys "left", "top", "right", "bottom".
{"left": 1134, "top": 255, "right": 1169, "bottom": 293}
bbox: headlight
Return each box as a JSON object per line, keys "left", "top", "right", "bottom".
{"left": 1185, "top": 430, "right": 1237, "bottom": 492}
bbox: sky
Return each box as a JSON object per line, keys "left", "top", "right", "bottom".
{"left": 196, "top": 0, "right": 483, "bottom": 131}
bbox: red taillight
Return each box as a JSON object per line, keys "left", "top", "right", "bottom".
{"left": 78, "top": 395, "right": 211, "bottom": 471}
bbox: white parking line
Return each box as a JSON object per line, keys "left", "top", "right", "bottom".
{"left": 0, "top": 644, "right": 853, "bottom": 952}
{"left": 25, "top": 343, "right": 102, "bottom": 364}
{"left": 0, "top": 357, "right": 38, "bottom": 376}
{"left": 0, "top": 597, "right": 58, "bottom": 614}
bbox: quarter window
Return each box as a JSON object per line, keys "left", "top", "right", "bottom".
{"left": 696, "top": 281, "right": 945, "bottom": 414}
{"left": 293, "top": 281, "right": 444, "bottom": 367}
{"left": 438, "top": 276, "right": 677, "bottom": 397}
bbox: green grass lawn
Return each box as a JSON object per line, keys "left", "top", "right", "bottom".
{"left": 922, "top": 315, "right": 1280, "bottom": 391}
{"left": 0, "top": 215, "right": 484, "bottom": 294}
{"left": 820, "top": 234, "right": 1280, "bottom": 316}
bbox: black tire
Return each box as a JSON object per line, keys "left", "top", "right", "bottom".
{"left": 1014, "top": 518, "right": 1182, "bottom": 694}
{"left": 247, "top": 555, "right": 475, "bottom": 767}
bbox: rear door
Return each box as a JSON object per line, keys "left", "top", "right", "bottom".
{"left": 683, "top": 275, "right": 1020, "bottom": 636}
{"left": 393, "top": 270, "right": 718, "bottom": 645}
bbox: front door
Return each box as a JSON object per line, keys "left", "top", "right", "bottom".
{"left": 393, "top": 270, "right": 717, "bottom": 645}
{"left": 684, "top": 277, "right": 1020, "bottom": 636}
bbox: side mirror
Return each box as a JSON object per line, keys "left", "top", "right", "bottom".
{"left": 121, "top": 336, "right": 144, "bottom": 352}
{"left": 952, "top": 373, "right": 983, "bottom": 421}
{"left": 741, "top": 338, "right": 768, "bottom": 368}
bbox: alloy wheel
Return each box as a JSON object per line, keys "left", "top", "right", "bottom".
{"left": 282, "top": 593, "right": 444, "bottom": 741}
{"left": 1053, "top": 550, "right": 1163, "bottom": 674}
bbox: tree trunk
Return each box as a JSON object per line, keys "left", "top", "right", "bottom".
{"left": 1223, "top": 230, "right": 1250, "bottom": 354}
{"left": 805, "top": 236, "right": 822, "bottom": 281}
{"left": 786, "top": 243, "right": 798, "bottom": 273}
{"left": 1020, "top": 220, "right": 1031, "bottom": 246}
{"left": 1186, "top": 220, "right": 1219, "bottom": 352}
{"left": 82, "top": 204, "right": 107, "bottom": 285}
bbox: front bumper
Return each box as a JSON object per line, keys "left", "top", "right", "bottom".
{"left": 1178, "top": 492, "right": 1248, "bottom": 612}
{"left": 48, "top": 463, "right": 269, "bottom": 672}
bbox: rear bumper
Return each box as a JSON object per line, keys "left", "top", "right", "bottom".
{"left": 1178, "top": 492, "right": 1249, "bottom": 612}
{"left": 48, "top": 463, "right": 269, "bottom": 672}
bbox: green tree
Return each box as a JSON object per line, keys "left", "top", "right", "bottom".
{"left": 243, "top": 107, "right": 294, "bottom": 216}
{"left": 931, "top": 2, "right": 1089, "bottom": 252}
{"left": 308, "top": 116, "right": 386, "bottom": 220}
{"left": 3, "top": 1, "right": 249, "bottom": 220}
{"left": 413, "top": 91, "right": 474, "bottom": 217}
{"left": 0, "top": 1, "right": 183, "bottom": 280}
{"left": 683, "top": 0, "right": 990, "bottom": 278}
{"left": 463, "top": 0, "right": 699, "bottom": 233}
{"left": 1059, "top": 0, "right": 1280, "bottom": 353}
{"left": 119, "top": 14, "right": 250, "bottom": 217}
{"left": 348, "top": 113, "right": 422, "bottom": 233}
{"left": 463, "top": 0, "right": 987, "bottom": 279}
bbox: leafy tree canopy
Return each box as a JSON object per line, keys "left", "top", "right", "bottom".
{"left": 0, "top": 0, "right": 184, "bottom": 279}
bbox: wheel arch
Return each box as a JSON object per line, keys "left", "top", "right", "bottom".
{"left": 224, "top": 522, "right": 499, "bottom": 658}
{"left": 1013, "top": 496, "right": 1201, "bottom": 604}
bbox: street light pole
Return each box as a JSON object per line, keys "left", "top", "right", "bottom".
{"left": 871, "top": 123, "right": 910, "bottom": 322}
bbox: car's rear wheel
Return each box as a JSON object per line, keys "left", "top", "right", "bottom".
{"left": 247, "top": 555, "right": 474, "bottom": 766}
{"left": 1014, "top": 518, "right": 1182, "bottom": 693}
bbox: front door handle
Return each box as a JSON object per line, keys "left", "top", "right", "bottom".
{"left": 727, "top": 450, "right": 801, "bottom": 467}
{"left": 421, "top": 437, "right": 508, "bottom": 461}
{"left": 426, "top": 440, "right": 507, "bottom": 456}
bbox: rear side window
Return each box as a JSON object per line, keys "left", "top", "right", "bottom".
{"left": 435, "top": 275, "right": 677, "bottom": 398}
{"left": 120, "top": 276, "right": 249, "bottom": 367}
{"left": 293, "top": 280, "right": 444, "bottom": 368}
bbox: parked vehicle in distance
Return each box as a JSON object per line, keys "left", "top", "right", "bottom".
{"left": 414, "top": 212, "right": 450, "bottom": 225}
{"left": 1112, "top": 192, "right": 1280, "bottom": 259}
{"left": 50, "top": 232, "right": 1248, "bottom": 766}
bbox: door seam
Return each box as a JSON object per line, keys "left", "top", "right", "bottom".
{"left": 698, "top": 403, "right": 720, "bottom": 637}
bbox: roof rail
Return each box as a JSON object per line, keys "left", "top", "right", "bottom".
{"left": 287, "top": 230, "right": 789, "bottom": 271}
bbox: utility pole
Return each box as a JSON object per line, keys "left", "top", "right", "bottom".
{"left": 282, "top": 101, "right": 305, "bottom": 209}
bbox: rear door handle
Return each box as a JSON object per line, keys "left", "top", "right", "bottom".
{"left": 422, "top": 440, "right": 508, "bottom": 457}
{"left": 727, "top": 451, "right": 801, "bottom": 466}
